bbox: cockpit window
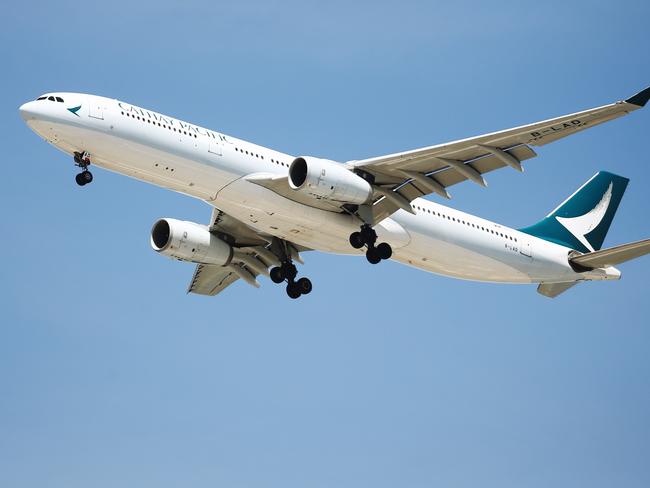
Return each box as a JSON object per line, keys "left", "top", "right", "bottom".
{"left": 36, "top": 95, "right": 65, "bottom": 102}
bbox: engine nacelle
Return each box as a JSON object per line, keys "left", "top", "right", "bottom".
{"left": 288, "top": 156, "right": 373, "bottom": 204}
{"left": 150, "top": 218, "right": 233, "bottom": 265}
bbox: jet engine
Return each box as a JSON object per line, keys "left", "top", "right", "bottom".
{"left": 288, "top": 156, "right": 374, "bottom": 204}
{"left": 150, "top": 218, "right": 233, "bottom": 265}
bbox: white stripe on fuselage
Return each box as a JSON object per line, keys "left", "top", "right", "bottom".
{"left": 24, "top": 93, "right": 603, "bottom": 285}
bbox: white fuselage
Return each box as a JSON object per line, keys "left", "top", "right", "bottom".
{"left": 19, "top": 93, "right": 619, "bottom": 285}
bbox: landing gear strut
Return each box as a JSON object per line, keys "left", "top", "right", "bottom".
{"left": 269, "top": 241, "right": 312, "bottom": 299}
{"left": 349, "top": 224, "right": 392, "bottom": 264}
{"left": 74, "top": 151, "right": 93, "bottom": 186}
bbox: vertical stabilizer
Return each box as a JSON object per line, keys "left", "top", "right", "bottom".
{"left": 519, "top": 171, "right": 628, "bottom": 252}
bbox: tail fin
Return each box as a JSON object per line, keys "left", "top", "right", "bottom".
{"left": 519, "top": 171, "right": 629, "bottom": 252}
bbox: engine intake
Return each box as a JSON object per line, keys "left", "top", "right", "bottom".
{"left": 150, "top": 218, "right": 233, "bottom": 265}
{"left": 288, "top": 156, "right": 373, "bottom": 205}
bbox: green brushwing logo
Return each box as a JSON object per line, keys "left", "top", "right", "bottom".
{"left": 67, "top": 105, "right": 81, "bottom": 116}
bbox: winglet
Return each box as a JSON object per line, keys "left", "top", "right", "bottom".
{"left": 625, "top": 86, "right": 650, "bottom": 107}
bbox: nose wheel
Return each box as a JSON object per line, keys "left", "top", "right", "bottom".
{"left": 270, "top": 260, "right": 312, "bottom": 299}
{"left": 74, "top": 151, "right": 93, "bottom": 186}
{"left": 75, "top": 171, "right": 93, "bottom": 186}
{"left": 349, "top": 224, "right": 392, "bottom": 264}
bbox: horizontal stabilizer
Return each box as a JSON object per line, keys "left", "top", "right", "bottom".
{"left": 570, "top": 238, "right": 650, "bottom": 269}
{"left": 537, "top": 281, "right": 578, "bottom": 298}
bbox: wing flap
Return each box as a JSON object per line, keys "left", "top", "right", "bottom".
{"left": 188, "top": 264, "right": 240, "bottom": 296}
{"left": 425, "top": 144, "right": 536, "bottom": 188}
{"left": 361, "top": 144, "right": 537, "bottom": 186}
{"left": 369, "top": 145, "right": 537, "bottom": 221}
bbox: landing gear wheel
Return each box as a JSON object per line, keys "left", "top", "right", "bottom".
{"left": 366, "top": 247, "right": 381, "bottom": 264}
{"left": 269, "top": 239, "right": 314, "bottom": 299}
{"left": 377, "top": 242, "right": 392, "bottom": 260}
{"left": 73, "top": 152, "right": 93, "bottom": 186}
{"left": 296, "top": 277, "right": 312, "bottom": 295}
{"left": 284, "top": 262, "right": 298, "bottom": 281}
{"left": 360, "top": 225, "right": 377, "bottom": 247}
{"left": 349, "top": 231, "right": 365, "bottom": 249}
{"left": 270, "top": 266, "right": 286, "bottom": 284}
{"left": 76, "top": 171, "right": 93, "bottom": 186}
{"left": 286, "top": 283, "right": 302, "bottom": 299}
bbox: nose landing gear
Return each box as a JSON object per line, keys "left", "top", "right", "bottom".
{"left": 349, "top": 224, "right": 392, "bottom": 264}
{"left": 74, "top": 151, "right": 93, "bottom": 186}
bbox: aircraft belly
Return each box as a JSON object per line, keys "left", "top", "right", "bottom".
{"left": 391, "top": 210, "right": 533, "bottom": 283}
{"left": 391, "top": 210, "right": 583, "bottom": 283}
{"left": 394, "top": 232, "right": 533, "bottom": 283}
{"left": 214, "top": 179, "right": 411, "bottom": 254}
{"left": 214, "top": 181, "right": 565, "bottom": 284}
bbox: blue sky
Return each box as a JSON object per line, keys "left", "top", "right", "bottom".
{"left": 1, "top": 1, "right": 650, "bottom": 487}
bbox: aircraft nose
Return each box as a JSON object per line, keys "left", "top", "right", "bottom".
{"left": 19, "top": 101, "right": 38, "bottom": 121}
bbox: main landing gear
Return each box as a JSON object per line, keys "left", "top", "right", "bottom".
{"left": 349, "top": 224, "right": 392, "bottom": 264}
{"left": 74, "top": 151, "right": 93, "bottom": 186}
{"left": 269, "top": 252, "right": 312, "bottom": 300}
{"left": 270, "top": 261, "right": 312, "bottom": 299}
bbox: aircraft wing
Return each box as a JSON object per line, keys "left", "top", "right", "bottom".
{"left": 188, "top": 263, "right": 242, "bottom": 296}
{"left": 348, "top": 86, "right": 650, "bottom": 223}
{"left": 187, "top": 207, "right": 306, "bottom": 296}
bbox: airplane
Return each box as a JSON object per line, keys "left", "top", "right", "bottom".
{"left": 19, "top": 87, "right": 650, "bottom": 299}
